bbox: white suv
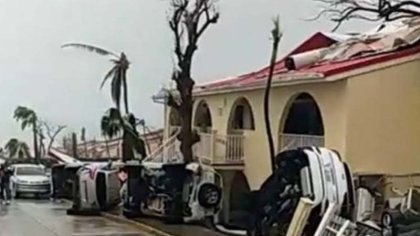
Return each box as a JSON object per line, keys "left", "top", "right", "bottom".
{"left": 10, "top": 164, "right": 51, "bottom": 198}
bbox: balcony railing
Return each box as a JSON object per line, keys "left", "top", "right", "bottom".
{"left": 278, "top": 133, "right": 324, "bottom": 151}
{"left": 153, "top": 128, "right": 245, "bottom": 166}
{"left": 196, "top": 132, "right": 245, "bottom": 165}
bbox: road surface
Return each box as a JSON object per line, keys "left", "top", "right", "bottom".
{"left": 0, "top": 199, "right": 151, "bottom": 236}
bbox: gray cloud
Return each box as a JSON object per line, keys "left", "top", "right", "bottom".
{"left": 0, "top": 0, "right": 373, "bottom": 147}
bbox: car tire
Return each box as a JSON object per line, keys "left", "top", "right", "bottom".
{"left": 382, "top": 212, "right": 398, "bottom": 236}
{"left": 198, "top": 183, "right": 222, "bottom": 208}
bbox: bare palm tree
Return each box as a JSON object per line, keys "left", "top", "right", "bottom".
{"left": 13, "top": 106, "right": 39, "bottom": 161}
{"left": 263, "top": 17, "right": 282, "bottom": 172}
{"left": 5, "top": 138, "right": 31, "bottom": 159}
{"left": 61, "top": 44, "right": 130, "bottom": 113}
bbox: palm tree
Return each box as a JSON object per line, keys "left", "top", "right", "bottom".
{"left": 263, "top": 17, "right": 282, "bottom": 172}
{"left": 81, "top": 127, "right": 88, "bottom": 157}
{"left": 5, "top": 138, "right": 31, "bottom": 159}
{"left": 61, "top": 44, "right": 130, "bottom": 113}
{"left": 101, "top": 108, "right": 123, "bottom": 157}
{"left": 13, "top": 106, "right": 39, "bottom": 161}
{"left": 100, "top": 108, "right": 146, "bottom": 161}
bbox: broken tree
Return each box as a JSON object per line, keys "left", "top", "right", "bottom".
{"left": 312, "top": 0, "right": 420, "bottom": 31}
{"left": 166, "top": 0, "right": 219, "bottom": 163}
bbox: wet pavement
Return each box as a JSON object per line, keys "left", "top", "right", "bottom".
{"left": 0, "top": 199, "right": 152, "bottom": 236}
{"left": 107, "top": 208, "right": 225, "bottom": 236}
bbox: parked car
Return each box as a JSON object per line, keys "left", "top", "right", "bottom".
{"left": 122, "top": 161, "right": 222, "bottom": 224}
{"left": 10, "top": 164, "right": 51, "bottom": 198}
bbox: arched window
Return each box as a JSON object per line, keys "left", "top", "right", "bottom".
{"left": 228, "top": 97, "right": 255, "bottom": 131}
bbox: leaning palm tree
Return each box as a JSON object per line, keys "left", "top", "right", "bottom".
{"left": 5, "top": 138, "right": 31, "bottom": 159}
{"left": 61, "top": 44, "right": 130, "bottom": 113}
{"left": 13, "top": 106, "right": 39, "bottom": 161}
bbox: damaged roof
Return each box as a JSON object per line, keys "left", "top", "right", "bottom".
{"left": 195, "top": 18, "right": 420, "bottom": 94}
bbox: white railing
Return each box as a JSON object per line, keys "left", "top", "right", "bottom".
{"left": 278, "top": 133, "right": 324, "bottom": 151}
{"left": 214, "top": 134, "right": 245, "bottom": 164}
{"left": 147, "top": 129, "right": 245, "bottom": 166}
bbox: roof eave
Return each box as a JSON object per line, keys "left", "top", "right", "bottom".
{"left": 193, "top": 72, "right": 325, "bottom": 96}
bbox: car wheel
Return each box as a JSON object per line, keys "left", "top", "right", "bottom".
{"left": 198, "top": 183, "right": 222, "bottom": 208}
{"left": 382, "top": 212, "right": 397, "bottom": 236}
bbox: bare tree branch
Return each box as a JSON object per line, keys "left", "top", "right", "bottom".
{"left": 311, "top": 0, "right": 420, "bottom": 31}
{"left": 39, "top": 120, "right": 67, "bottom": 152}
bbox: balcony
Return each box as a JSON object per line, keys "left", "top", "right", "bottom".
{"left": 278, "top": 133, "right": 324, "bottom": 151}
{"left": 195, "top": 132, "right": 245, "bottom": 169}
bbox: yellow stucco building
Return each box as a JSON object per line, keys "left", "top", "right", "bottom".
{"left": 156, "top": 22, "right": 420, "bottom": 224}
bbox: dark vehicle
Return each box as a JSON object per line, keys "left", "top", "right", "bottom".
{"left": 51, "top": 163, "right": 83, "bottom": 200}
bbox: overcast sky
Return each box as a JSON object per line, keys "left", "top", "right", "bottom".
{"left": 0, "top": 0, "right": 374, "bottom": 146}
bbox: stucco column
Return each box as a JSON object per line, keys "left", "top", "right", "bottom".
{"left": 219, "top": 170, "right": 235, "bottom": 224}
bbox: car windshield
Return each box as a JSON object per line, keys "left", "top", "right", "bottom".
{"left": 16, "top": 166, "right": 45, "bottom": 176}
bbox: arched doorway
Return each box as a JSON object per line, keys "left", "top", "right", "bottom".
{"left": 225, "top": 97, "right": 255, "bottom": 162}
{"left": 194, "top": 100, "right": 212, "bottom": 133}
{"left": 228, "top": 171, "right": 252, "bottom": 227}
{"left": 227, "top": 97, "right": 255, "bottom": 134}
{"left": 278, "top": 92, "right": 324, "bottom": 151}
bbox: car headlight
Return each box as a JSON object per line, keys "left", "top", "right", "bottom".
{"left": 17, "top": 180, "right": 28, "bottom": 184}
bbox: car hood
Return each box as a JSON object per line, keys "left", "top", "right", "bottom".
{"left": 16, "top": 176, "right": 49, "bottom": 183}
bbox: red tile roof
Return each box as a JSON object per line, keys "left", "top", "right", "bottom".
{"left": 197, "top": 32, "right": 420, "bottom": 92}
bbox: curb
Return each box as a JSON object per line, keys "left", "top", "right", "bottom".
{"left": 58, "top": 199, "right": 173, "bottom": 236}
{"left": 101, "top": 212, "right": 174, "bottom": 236}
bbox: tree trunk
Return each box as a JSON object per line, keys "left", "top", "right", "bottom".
{"left": 123, "top": 78, "right": 129, "bottom": 114}
{"left": 32, "top": 121, "right": 39, "bottom": 163}
{"left": 179, "top": 97, "right": 194, "bottom": 163}
{"left": 104, "top": 136, "right": 111, "bottom": 157}
{"left": 72, "top": 132, "right": 78, "bottom": 158}
{"left": 84, "top": 141, "right": 88, "bottom": 157}
{"left": 121, "top": 130, "right": 134, "bottom": 162}
{"left": 264, "top": 21, "right": 281, "bottom": 173}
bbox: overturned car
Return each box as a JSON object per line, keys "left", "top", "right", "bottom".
{"left": 121, "top": 160, "right": 222, "bottom": 223}
{"left": 244, "top": 147, "right": 356, "bottom": 235}
{"left": 51, "top": 161, "right": 122, "bottom": 215}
